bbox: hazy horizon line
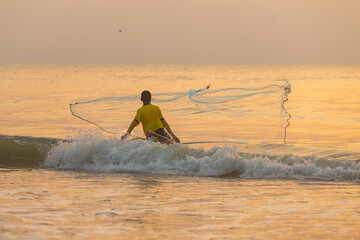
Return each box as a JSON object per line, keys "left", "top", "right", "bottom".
{"left": 1, "top": 62, "right": 360, "bottom": 65}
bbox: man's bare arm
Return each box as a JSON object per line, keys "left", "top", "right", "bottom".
{"left": 121, "top": 120, "right": 139, "bottom": 140}
{"left": 161, "top": 119, "right": 180, "bottom": 143}
{"left": 127, "top": 120, "right": 139, "bottom": 133}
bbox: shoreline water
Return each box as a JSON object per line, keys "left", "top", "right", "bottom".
{"left": 1, "top": 168, "right": 359, "bottom": 240}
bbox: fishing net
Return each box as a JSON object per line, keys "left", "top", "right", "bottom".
{"left": 69, "top": 80, "right": 291, "bottom": 144}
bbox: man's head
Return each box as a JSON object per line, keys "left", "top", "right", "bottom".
{"left": 141, "top": 90, "right": 151, "bottom": 103}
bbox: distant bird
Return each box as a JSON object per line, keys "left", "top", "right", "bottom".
{"left": 119, "top": 30, "right": 122, "bottom": 32}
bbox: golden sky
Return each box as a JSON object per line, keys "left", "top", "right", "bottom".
{"left": 1, "top": 0, "right": 359, "bottom": 64}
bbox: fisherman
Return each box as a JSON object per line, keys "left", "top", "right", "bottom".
{"left": 121, "top": 90, "right": 180, "bottom": 144}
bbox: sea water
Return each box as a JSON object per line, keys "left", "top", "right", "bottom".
{"left": 0, "top": 64, "right": 360, "bottom": 239}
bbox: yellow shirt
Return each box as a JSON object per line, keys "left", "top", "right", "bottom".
{"left": 134, "top": 104, "right": 164, "bottom": 134}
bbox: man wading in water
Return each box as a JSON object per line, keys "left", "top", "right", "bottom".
{"left": 121, "top": 90, "right": 180, "bottom": 144}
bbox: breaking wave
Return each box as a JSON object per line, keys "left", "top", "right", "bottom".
{"left": 42, "top": 132, "right": 360, "bottom": 182}
{"left": 1, "top": 133, "right": 359, "bottom": 182}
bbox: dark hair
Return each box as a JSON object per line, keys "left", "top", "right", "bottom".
{"left": 141, "top": 90, "right": 151, "bottom": 102}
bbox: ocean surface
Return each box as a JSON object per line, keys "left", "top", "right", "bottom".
{"left": 1, "top": 64, "right": 360, "bottom": 239}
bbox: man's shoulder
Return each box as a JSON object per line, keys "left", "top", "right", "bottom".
{"left": 146, "top": 104, "right": 160, "bottom": 110}
{"left": 151, "top": 104, "right": 160, "bottom": 109}
{"left": 137, "top": 104, "right": 160, "bottom": 111}
{"left": 151, "top": 104, "right": 162, "bottom": 112}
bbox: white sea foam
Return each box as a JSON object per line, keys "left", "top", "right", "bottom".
{"left": 44, "top": 133, "right": 360, "bottom": 182}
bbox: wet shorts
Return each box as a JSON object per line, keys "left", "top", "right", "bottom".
{"left": 147, "top": 128, "right": 171, "bottom": 142}
{"left": 155, "top": 128, "right": 171, "bottom": 139}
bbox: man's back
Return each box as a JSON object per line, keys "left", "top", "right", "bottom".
{"left": 135, "top": 104, "right": 164, "bottom": 134}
